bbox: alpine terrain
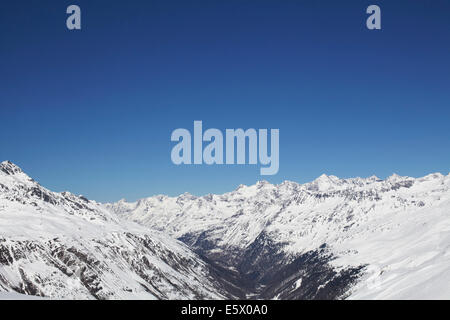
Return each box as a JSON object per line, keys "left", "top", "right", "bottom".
{"left": 108, "top": 173, "right": 450, "bottom": 299}
{"left": 1, "top": 160, "right": 449, "bottom": 299}
{"left": 0, "top": 161, "right": 227, "bottom": 299}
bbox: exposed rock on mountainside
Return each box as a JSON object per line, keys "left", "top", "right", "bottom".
{"left": 1, "top": 160, "right": 449, "bottom": 299}
{"left": 109, "top": 171, "right": 450, "bottom": 299}
{"left": 0, "top": 161, "right": 226, "bottom": 299}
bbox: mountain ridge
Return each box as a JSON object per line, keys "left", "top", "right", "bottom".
{"left": 0, "top": 161, "right": 228, "bottom": 299}
{"left": 1, "top": 160, "right": 450, "bottom": 299}
{"left": 107, "top": 168, "right": 450, "bottom": 299}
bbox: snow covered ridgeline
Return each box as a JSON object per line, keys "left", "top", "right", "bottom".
{"left": 0, "top": 161, "right": 227, "bottom": 300}
{"left": 109, "top": 171, "right": 450, "bottom": 299}
{"left": 1, "top": 160, "right": 450, "bottom": 300}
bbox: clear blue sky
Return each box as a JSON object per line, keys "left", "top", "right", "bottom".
{"left": 1, "top": 0, "right": 449, "bottom": 202}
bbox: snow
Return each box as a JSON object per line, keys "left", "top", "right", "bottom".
{"left": 109, "top": 171, "right": 450, "bottom": 300}
{"left": 2, "top": 159, "right": 450, "bottom": 300}
{"left": 0, "top": 161, "right": 225, "bottom": 300}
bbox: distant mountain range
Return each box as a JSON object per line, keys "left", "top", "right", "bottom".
{"left": 1, "top": 160, "right": 449, "bottom": 299}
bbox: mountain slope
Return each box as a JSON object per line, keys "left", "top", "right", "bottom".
{"left": 109, "top": 172, "right": 450, "bottom": 299}
{"left": 2, "top": 160, "right": 449, "bottom": 300}
{"left": 0, "top": 161, "right": 226, "bottom": 299}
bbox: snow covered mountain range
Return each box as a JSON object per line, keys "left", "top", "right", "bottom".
{"left": 0, "top": 161, "right": 227, "bottom": 299}
{"left": 1, "top": 160, "right": 449, "bottom": 299}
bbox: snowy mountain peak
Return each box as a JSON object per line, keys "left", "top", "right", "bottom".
{"left": 0, "top": 161, "right": 36, "bottom": 188}
{"left": 0, "top": 161, "right": 227, "bottom": 300}
{"left": 178, "top": 192, "right": 197, "bottom": 201}
{"left": 306, "top": 173, "right": 341, "bottom": 191}
{"left": 419, "top": 172, "right": 445, "bottom": 181}
{"left": 386, "top": 173, "right": 410, "bottom": 182}
{"left": 0, "top": 161, "right": 24, "bottom": 176}
{"left": 3, "top": 161, "right": 450, "bottom": 300}
{"left": 236, "top": 184, "right": 248, "bottom": 190}
{"left": 316, "top": 173, "right": 331, "bottom": 179}
{"left": 367, "top": 175, "right": 381, "bottom": 181}
{"left": 109, "top": 170, "right": 450, "bottom": 299}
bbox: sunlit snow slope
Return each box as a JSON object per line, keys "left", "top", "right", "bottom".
{"left": 1, "top": 159, "right": 449, "bottom": 300}
{"left": 109, "top": 173, "right": 450, "bottom": 299}
{"left": 0, "top": 161, "right": 226, "bottom": 300}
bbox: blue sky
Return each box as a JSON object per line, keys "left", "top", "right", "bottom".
{"left": 1, "top": 0, "right": 449, "bottom": 202}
